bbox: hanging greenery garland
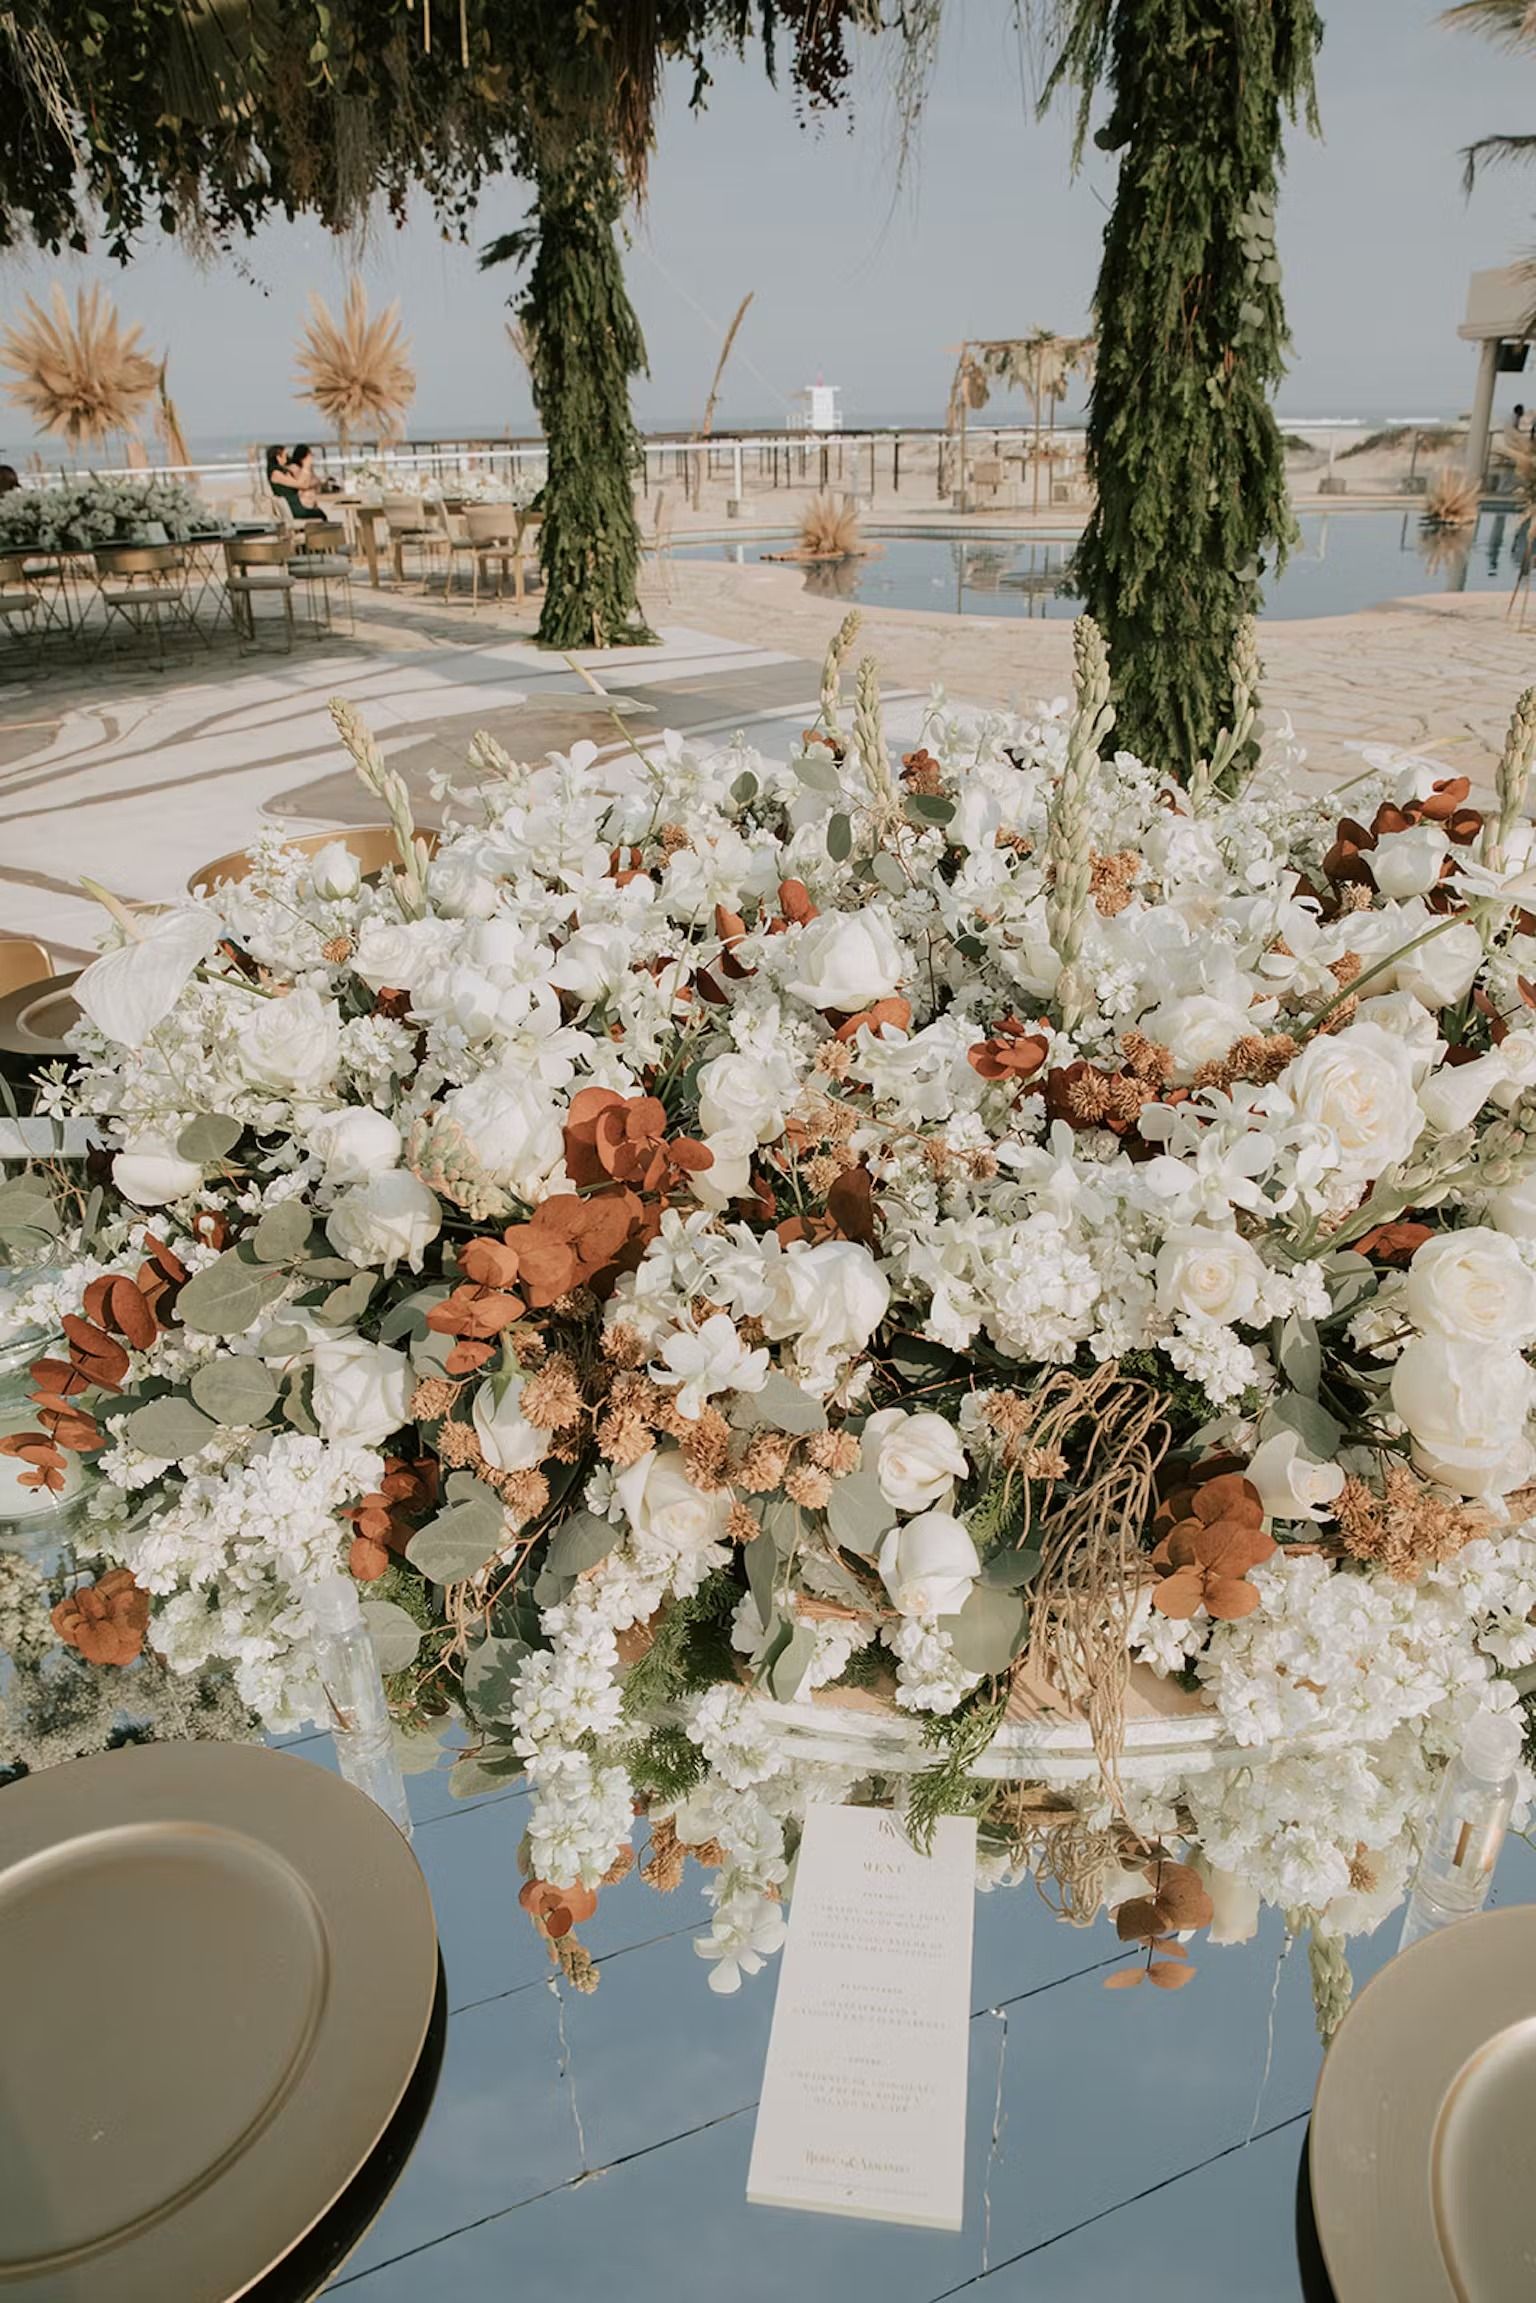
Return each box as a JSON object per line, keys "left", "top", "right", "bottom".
{"left": 1046, "top": 0, "right": 1323, "bottom": 780}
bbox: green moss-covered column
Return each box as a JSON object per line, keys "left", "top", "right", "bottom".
{"left": 519, "top": 141, "right": 655, "bottom": 650}
{"left": 1052, "top": 0, "right": 1321, "bottom": 776}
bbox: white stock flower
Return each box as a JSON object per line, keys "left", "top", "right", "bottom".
{"left": 650, "top": 1314, "right": 769, "bottom": 1420}
{"left": 111, "top": 1134, "right": 202, "bottom": 1207}
{"left": 74, "top": 909, "right": 219, "bottom": 1047}
{"left": 235, "top": 986, "right": 341, "bottom": 1097}
{"left": 310, "top": 1106, "right": 403, "bottom": 1182}
{"left": 325, "top": 1169, "right": 441, "bottom": 1273}
{"left": 472, "top": 1376, "right": 548, "bottom": 1472}
{"left": 877, "top": 1511, "right": 981, "bottom": 1617}
{"left": 1155, "top": 1225, "right": 1266, "bottom": 1327}
{"left": 310, "top": 1336, "right": 410, "bottom": 1449}
{"left": 1391, "top": 1335, "right": 1535, "bottom": 1498}
{"left": 1403, "top": 1227, "right": 1536, "bottom": 1349}
{"left": 785, "top": 910, "right": 905, "bottom": 1011}
{"left": 1245, "top": 1429, "right": 1345, "bottom": 1524}
{"left": 548, "top": 924, "right": 634, "bottom": 1005}
{"left": 1284, "top": 1022, "right": 1423, "bottom": 1185}
{"left": 615, "top": 1445, "right": 733, "bottom": 1563}
{"left": 864, "top": 1407, "right": 969, "bottom": 1513}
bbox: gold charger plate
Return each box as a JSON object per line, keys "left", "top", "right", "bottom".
{"left": 0, "top": 971, "right": 81, "bottom": 1058}
{"left": 1310, "top": 1903, "right": 1536, "bottom": 2302}
{"left": 0, "top": 1741, "right": 437, "bottom": 2302}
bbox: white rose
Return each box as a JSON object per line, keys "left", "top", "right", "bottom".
{"left": 1417, "top": 1050, "right": 1507, "bottom": 1136}
{"left": 1491, "top": 1027, "right": 1536, "bottom": 1111}
{"left": 549, "top": 924, "right": 634, "bottom": 1005}
{"left": 326, "top": 1169, "right": 441, "bottom": 1274}
{"left": 1352, "top": 991, "right": 1445, "bottom": 1081}
{"left": 1391, "top": 1335, "right": 1535, "bottom": 1497}
{"left": 785, "top": 911, "right": 905, "bottom": 1012}
{"left": 865, "top": 1407, "right": 969, "bottom": 1513}
{"left": 760, "top": 1240, "right": 890, "bottom": 1384}
{"left": 112, "top": 1133, "right": 202, "bottom": 1207}
{"left": 311, "top": 1336, "right": 410, "bottom": 1449}
{"left": 472, "top": 1377, "right": 547, "bottom": 1473}
{"left": 1197, "top": 1862, "right": 1262, "bottom": 1947}
{"left": 1286, "top": 1022, "right": 1424, "bottom": 1183}
{"left": 877, "top": 1511, "right": 981, "bottom": 1618}
{"left": 1155, "top": 1225, "right": 1266, "bottom": 1327}
{"left": 428, "top": 852, "right": 500, "bottom": 919}
{"left": 696, "top": 1051, "right": 793, "bottom": 1144}
{"left": 351, "top": 918, "right": 447, "bottom": 993}
{"left": 1403, "top": 1226, "right": 1536, "bottom": 1349}
{"left": 310, "top": 1107, "right": 403, "bottom": 1183}
{"left": 1393, "top": 911, "right": 1483, "bottom": 1011}
{"left": 614, "top": 1445, "right": 732, "bottom": 1562}
{"left": 1488, "top": 1170, "right": 1536, "bottom": 1241}
{"left": 688, "top": 1127, "right": 754, "bottom": 1212}
{"left": 1371, "top": 823, "right": 1450, "bottom": 900}
{"left": 236, "top": 986, "right": 340, "bottom": 1097}
{"left": 438, "top": 1070, "right": 563, "bottom": 1200}
{"left": 1245, "top": 1429, "right": 1345, "bottom": 1524}
{"left": 308, "top": 841, "right": 361, "bottom": 900}
{"left": 1140, "top": 991, "right": 1255, "bottom": 1080}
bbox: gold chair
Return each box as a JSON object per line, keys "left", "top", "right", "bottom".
{"left": 0, "top": 938, "right": 54, "bottom": 999}
{"left": 462, "top": 503, "right": 536, "bottom": 607}
{"left": 284, "top": 520, "right": 355, "bottom": 637}
{"left": 0, "top": 552, "right": 42, "bottom": 675}
{"left": 187, "top": 823, "right": 437, "bottom": 895}
{"left": 95, "top": 543, "right": 194, "bottom": 670}
{"left": 223, "top": 534, "right": 296, "bottom": 653}
{"left": 381, "top": 494, "right": 446, "bottom": 587}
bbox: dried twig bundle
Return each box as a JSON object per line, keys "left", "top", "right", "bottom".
{"left": 0, "top": 283, "right": 157, "bottom": 449}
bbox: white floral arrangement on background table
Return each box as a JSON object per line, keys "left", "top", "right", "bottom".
{"left": 6, "top": 612, "right": 1536, "bottom": 2020}
{"left": 0, "top": 475, "right": 210, "bottom": 555}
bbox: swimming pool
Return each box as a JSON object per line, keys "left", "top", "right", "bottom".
{"left": 676, "top": 508, "right": 1533, "bottom": 621}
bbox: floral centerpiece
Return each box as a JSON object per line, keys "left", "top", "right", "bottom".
{"left": 0, "top": 475, "right": 209, "bottom": 555}
{"left": 7, "top": 615, "right": 1536, "bottom": 2018}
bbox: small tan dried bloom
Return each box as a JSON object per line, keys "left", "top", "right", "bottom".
{"left": 1329, "top": 952, "right": 1363, "bottom": 987}
{"left": 597, "top": 1408, "right": 655, "bottom": 1467}
{"left": 497, "top": 1468, "right": 550, "bottom": 1526}
{"left": 642, "top": 1818, "right": 687, "bottom": 1893}
{"left": 1342, "top": 884, "right": 1375, "bottom": 914}
{"left": 436, "top": 1418, "right": 483, "bottom": 1470}
{"left": 805, "top": 1430, "right": 861, "bottom": 1476}
{"left": 815, "top": 1041, "right": 856, "bottom": 1079}
{"left": 922, "top": 1139, "right": 956, "bottom": 1177}
{"left": 410, "top": 1377, "right": 461, "bottom": 1422}
{"left": 521, "top": 1360, "right": 584, "bottom": 1430}
{"left": 735, "top": 1433, "right": 793, "bottom": 1493}
{"left": 803, "top": 1153, "right": 843, "bottom": 1197}
{"left": 601, "top": 1844, "right": 637, "bottom": 1887}
{"left": 321, "top": 933, "right": 353, "bottom": 965}
{"left": 1120, "top": 1031, "right": 1173, "bottom": 1085}
{"left": 680, "top": 1408, "right": 732, "bottom": 1491}
{"left": 658, "top": 823, "right": 691, "bottom": 854}
{"left": 785, "top": 1466, "right": 834, "bottom": 1509}
{"left": 727, "top": 1501, "right": 763, "bottom": 1544}
{"left": 1090, "top": 850, "right": 1140, "bottom": 916}
{"left": 1021, "top": 1445, "right": 1069, "bottom": 1479}
{"left": 601, "top": 1323, "right": 648, "bottom": 1368}
{"left": 554, "top": 1935, "right": 599, "bottom": 1993}
{"left": 1346, "top": 1845, "right": 1378, "bottom": 1896}
{"left": 1336, "top": 1466, "right": 1483, "bottom": 1582}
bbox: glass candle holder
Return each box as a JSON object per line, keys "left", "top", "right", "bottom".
{"left": 0, "top": 1406, "right": 89, "bottom": 1564}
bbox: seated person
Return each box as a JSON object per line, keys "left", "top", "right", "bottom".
{"left": 0, "top": 464, "right": 19, "bottom": 495}
{"left": 270, "top": 442, "right": 325, "bottom": 521}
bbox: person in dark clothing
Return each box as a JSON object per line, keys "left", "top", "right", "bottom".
{"left": 0, "top": 465, "right": 19, "bottom": 494}
{"left": 270, "top": 442, "right": 324, "bottom": 521}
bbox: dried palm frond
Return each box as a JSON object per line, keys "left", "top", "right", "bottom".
{"left": 0, "top": 283, "right": 158, "bottom": 449}
{"left": 1416, "top": 523, "right": 1472, "bottom": 582}
{"left": 699, "top": 292, "right": 753, "bottom": 442}
{"left": 797, "top": 491, "right": 862, "bottom": 559}
{"left": 294, "top": 277, "right": 415, "bottom": 448}
{"left": 155, "top": 358, "right": 192, "bottom": 469}
{"left": 505, "top": 318, "right": 536, "bottom": 376}
{"left": 1423, "top": 465, "right": 1482, "bottom": 527}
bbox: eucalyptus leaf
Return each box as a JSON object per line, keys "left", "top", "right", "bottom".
{"left": 1324, "top": 1254, "right": 1377, "bottom": 1320}
{"left": 904, "top": 792, "right": 954, "bottom": 827}
{"left": 252, "top": 1199, "right": 313, "bottom": 1265}
{"left": 123, "top": 1394, "right": 221, "bottom": 1460}
{"left": 751, "top": 1370, "right": 827, "bottom": 1435}
{"left": 258, "top": 1322, "right": 311, "bottom": 1358}
{"left": 360, "top": 1597, "right": 422, "bottom": 1674}
{"left": 449, "top": 1745, "right": 525, "bottom": 1800}
{"left": 764, "top": 1623, "right": 819, "bottom": 1703}
{"left": 1262, "top": 1391, "right": 1344, "bottom": 1460}
{"left": 758, "top": 1491, "right": 804, "bottom": 1558}
{"left": 176, "top": 1113, "right": 241, "bottom": 1163}
{"left": 462, "top": 1633, "right": 530, "bottom": 1726}
{"left": 189, "top": 1357, "right": 279, "bottom": 1427}
{"left": 889, "top": 1334, "right": 959, "bottom": 1383}
{"left": 317, "top": 1271, "right": 378, "bottom": 1326}
{"left": 300, "top": 1256, "right": 362, "bottom": 1282}
{"left": 545, "top": 1511, "right": 617, "bottom": 1579}
{"left": 730, "top": 770, "right": 758, "bottom": 806}
{"left": 872, "top": 852, "right": 907, "bottom": 896}
{"left": 981, "top": 1545, "right": 1043, "bottom": 1591}
{"left": 826, "top": 811, "right": 853, "bottom": 863}
{"left": 825, "top": 1460, "right": 897, "bottom": 1556}
{"left": 793, "top": 752, "right": 842, "bottom": 794}
{"left": 380, "top": 1285, "right": 451, "bottom": 1344}
{"left": 175, "top": 1249, "right": 289, "bottom": 1337}
{"left": 939, "top": 1582, "right": 1028, "bottom": 1677}
{"left": 280, "top": 1370, "right": 317, "bottom": 1436}
{"left": 745, "top": 1531, "right": 778, "bottom": 1626}
{"left": 1277, "top": 1315, "right": 1322, "bottom": 1398}
{"left": 407, "top": 1480, "right": 505, "bottom": 1584}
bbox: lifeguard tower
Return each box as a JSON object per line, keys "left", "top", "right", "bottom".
{"left": 790, "top": 381, "right": 843, "bottom": 434}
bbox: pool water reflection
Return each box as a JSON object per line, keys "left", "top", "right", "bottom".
{"left": 679, "top": 508, "right": 1534, "bottom": 622}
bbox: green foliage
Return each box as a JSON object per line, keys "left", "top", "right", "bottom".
{"left": 619, "top": 1567, "right": 738, "bottom": 1719}
{"left": 905, "top": 1686, "right": 1010, "bottom": 1854}
{"left": 622, "top": 1723, "right": 710, "bottom": 1804}
{"left": 1045, "top": 0, "right": 1321, "bottom": 777}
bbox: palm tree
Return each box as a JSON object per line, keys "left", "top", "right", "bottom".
{"left": 1446, "top": 2, "right": 1536, "bottom": 184}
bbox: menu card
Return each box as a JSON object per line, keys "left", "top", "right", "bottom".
{"left": 747, "top": 1803, "right": 976, "bottom": 2230}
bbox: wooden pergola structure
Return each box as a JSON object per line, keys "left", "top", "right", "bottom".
{"left": 946, "top": 330, "right": 1095, "bottom": 511}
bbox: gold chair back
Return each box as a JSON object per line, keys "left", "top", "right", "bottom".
{"left": 464, "top": 504, "right": 521, "bottom": 546}
{"left": 0, "top": 938, "right": 54, "bottom": 1000}
{"left": 187, "top": 823, "right": 437, "bottom": 895}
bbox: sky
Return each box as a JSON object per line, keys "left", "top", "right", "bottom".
{"left": 3, "top": 0, "right": 1536, "bottom": 458}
